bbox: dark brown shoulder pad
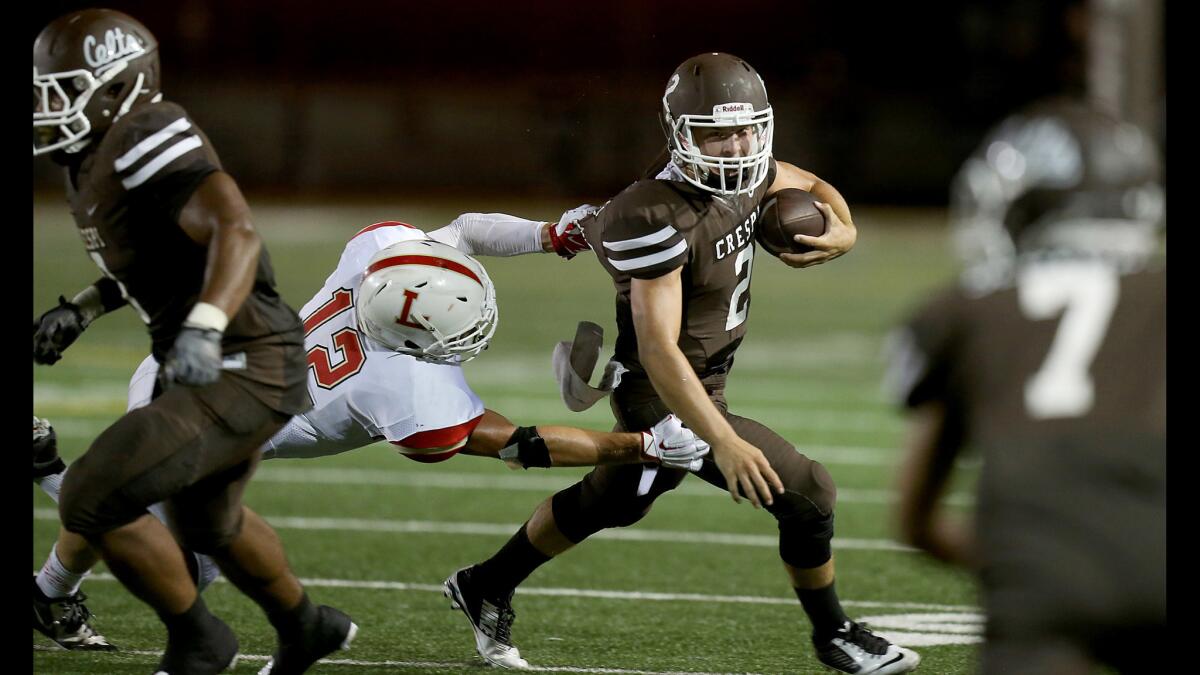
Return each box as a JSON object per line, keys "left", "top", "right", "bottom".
{"left": 596, "top": 180, "right": 700, "bottom": 279}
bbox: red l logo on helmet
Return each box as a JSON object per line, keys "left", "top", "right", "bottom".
{"left": 395, "top": 289, "right": 423, "bottom": 328}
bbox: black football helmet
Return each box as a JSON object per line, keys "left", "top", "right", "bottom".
{"left": 952, "top": 97, "right": 1164, "bottom": 287}
{"left": 33, "top": 9, "right": 161, "bottom": 156}
{"left": 661, "top": 52, "right": 774, "bottom": 196}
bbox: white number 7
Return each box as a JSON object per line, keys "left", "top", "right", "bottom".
{"left": 1018, "top": 263, "right": 1118, "bottom": 419}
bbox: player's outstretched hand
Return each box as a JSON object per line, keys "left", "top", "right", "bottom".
{"left": 779, "top": 202, "right": 856, "bottom": 269}
{"left": 548, "top": 204, "right": 599, "bottom": 259}
{"left": 162, "top": 326, "right": 223, "bottom": 388}
{"left": 642, "top": 414, "right": 710, "bottom": 471}
{"left": 33, "top": 296, "right": 89, "bottom": 365}
{"left": 711, "top": 436, "right": 784, "bottom": 508}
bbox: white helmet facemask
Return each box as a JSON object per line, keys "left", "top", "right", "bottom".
{"left": 32, "top": 64, "right": 123, "bottom": 155}
{"left": 33, "top": 56, "right": 156, "bottom": 156}
{"left": 665, "top": 100, "right": 774, "bottom": 196}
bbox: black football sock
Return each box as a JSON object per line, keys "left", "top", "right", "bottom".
{"left": 267, "top": 592, "right": 319, "bottom": 642}
{"left": 796, "top": 582, "right": 851, "bottom": 643}
{"left": 159, "top": 595, "right": 217, "bottom": 636}
{"left": 472, "top": 524, "right": 550, "bottom": 601}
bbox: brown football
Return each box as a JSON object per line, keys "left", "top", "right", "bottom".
{"left": 756, "top": 189, "right": 826, "bottom": 257}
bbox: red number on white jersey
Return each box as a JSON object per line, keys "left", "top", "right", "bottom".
{"left": 303, "top": 288, "right": 367, "bottom": 390}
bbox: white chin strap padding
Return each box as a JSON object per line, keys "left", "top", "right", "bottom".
{"left": 115, "top": 72, "right": 145, "bottom": 121}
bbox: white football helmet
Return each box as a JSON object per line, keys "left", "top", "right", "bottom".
{"left": 356, "top": 239, "right": 498, "bottom": 363}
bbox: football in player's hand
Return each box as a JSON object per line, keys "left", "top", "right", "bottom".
{"left": 756, "top": 189, "right": 826, "bottom": 257}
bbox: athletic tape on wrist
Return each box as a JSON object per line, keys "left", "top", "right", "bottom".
{"left": 640, "top": 431, "right": 658, "bottom": 462}
{"left": 185, "top": 302, "right": 229, "bottom": 332}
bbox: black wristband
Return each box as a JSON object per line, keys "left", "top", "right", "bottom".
{"left": 501, "top": 426, "right": 551, "bottom": 468}
{"left": 93, "top": 277, "right": 128, "bottom": 312}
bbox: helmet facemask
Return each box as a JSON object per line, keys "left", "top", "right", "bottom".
{"left": 33, "top": 66, "right": 112, "bottom": 155}
{"left": 665, "top": 101, "right": 774, "bottom": 196}
{"left": 398, "top": 267, "right": 499, "bottom": 364}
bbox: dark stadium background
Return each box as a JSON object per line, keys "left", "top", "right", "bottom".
{"left": 33, "top": 0, "right": 1162, "bottom": 205}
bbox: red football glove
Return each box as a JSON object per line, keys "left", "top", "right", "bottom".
{"left": 548, "top": 204, "right": 599, "bottom": 259}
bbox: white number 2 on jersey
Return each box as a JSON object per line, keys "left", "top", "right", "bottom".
{"left": 1018, "top": 263, "right": 1119, "bottom": 419}
{"left": 725, "top": 246, "right": 754, "bottom": 330}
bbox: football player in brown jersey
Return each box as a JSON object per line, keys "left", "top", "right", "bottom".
{"left": 888, "top": 99, "right": 1165, "bottom": 674}
{"left": 443, "top": 53, "right": 920, "bottom": 674}
{"left": 33, "top": 9, "right": 355, "bottom": 673}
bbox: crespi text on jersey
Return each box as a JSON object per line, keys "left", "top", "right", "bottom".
{"left": 714, "top": 205, "right": 759, "bottom": 261}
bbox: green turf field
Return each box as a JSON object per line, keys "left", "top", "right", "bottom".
{"left": 34, "top": 195, "right": 983, "bottom": 674}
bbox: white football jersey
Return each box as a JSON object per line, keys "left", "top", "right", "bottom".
{"left": 126, "top": 220, "right": 485, "bottom": 461}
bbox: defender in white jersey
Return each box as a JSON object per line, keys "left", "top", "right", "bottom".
{"left": 34, "top": 209, "right": 707, "bottom": 659}
{"left": 118, "top": 213, "right": 705, "bottom": 467}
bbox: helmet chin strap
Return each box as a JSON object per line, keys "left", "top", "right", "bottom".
{"left": 114, "top": 72, "right": 146, "bottom": 121}
{"left": 62, "top": 138, "right": 93, "bottom": 154}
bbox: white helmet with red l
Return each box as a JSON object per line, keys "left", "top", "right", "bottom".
{"left": 356, "top": 239, "right": 498, "bottom": 363}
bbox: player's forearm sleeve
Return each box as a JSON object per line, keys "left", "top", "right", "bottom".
{"left": 426, "top": 213, "right": 544, "bottom": 257}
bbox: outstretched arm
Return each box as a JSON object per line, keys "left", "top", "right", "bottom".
{"left": 460, "top": 409, "right": 708, "bottom": 471}
{"left": 426, "top": 213, "right": 548, "bottom": 257}
{"left": 426, "top": 205, "right": 596, "bottom": 259}
{"left": 461, "top": 410, "right": 645, "bottom": 466}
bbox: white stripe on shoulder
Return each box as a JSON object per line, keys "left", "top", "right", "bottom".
{"left": 602, "top": 225, "right": 678, "bottom": 252}
{"left": 120, "top": 136, "right": 204, "bottom": 189}
{"left": 113, "top": 118, "right": 192, "bottom": 172}
{"left": 608, "top": 240, "right": 688, "bottom": 271}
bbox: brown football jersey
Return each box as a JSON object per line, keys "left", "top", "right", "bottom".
{"left": 583, "top": 161, "right": 777, "bottom": 377}
{"left": 62, "top": 100, "right": 309, "bottom": 413}
{"left": 886, "top": 261, "right": 1165, "bottom": 621}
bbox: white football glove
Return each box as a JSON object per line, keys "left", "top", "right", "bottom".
{"left": 548, "top": 204, "right": 599, "bottom": 259}
{"left": 641, "top": 414, "right": 710, "bottom": 471}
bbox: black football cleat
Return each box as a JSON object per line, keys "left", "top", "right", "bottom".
{"left": 154, "top": 610, "right": 239, "bottom": 675}
{"left": 443, "top": 566, "right": 529, "bottom": 669}
{"left": 814, "top": 621, "right": 920, "bottom": 674}
{"left": 33, "top": 574, "right": 117, "bottom": 651}
{"left": 256, "top": 605, "right": 357, "bottom": 675}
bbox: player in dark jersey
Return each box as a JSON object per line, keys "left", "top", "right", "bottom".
{"left": 33, "top": 9, "right": 355, "bottom": 673}
{"left": 442, "top": 53, "right": 920, "bottom": 673}
{"left": 887, "top": 98, "right": 1165, "bottom": 674}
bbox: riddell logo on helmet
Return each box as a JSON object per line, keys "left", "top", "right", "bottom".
{"left": 713, "top": 103, "right": 754, "bottom": 115}
{"left": 83, "top": 28, "right": 144, "bottom": 70}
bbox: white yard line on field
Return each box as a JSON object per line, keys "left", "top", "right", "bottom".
{"left": 69, "top": 571, "right": 980, "bottom": 613}
{"left": 37, "top": 392, "right": 905, "bottom": 434}
{"left": 35, "top": 508, "right": 924, "bottom": 551}
{"left": 32, "top": 646, "right": 766, "bottom": 675}
{"left": 247, "top": 466, "right": 974, "bottom": 506}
